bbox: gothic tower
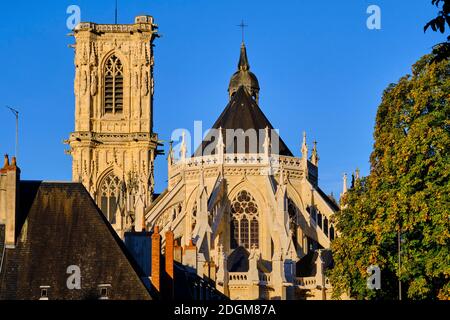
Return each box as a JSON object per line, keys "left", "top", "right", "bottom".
{"left": 65, "top": 16, "right": 159, "bottom": 237}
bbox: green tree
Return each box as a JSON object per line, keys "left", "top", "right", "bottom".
{"left": 425, "top": 0, "right": 450, "bottom": 61}
{"left": 329, "top": 54, "right": 450, "bottom": 300}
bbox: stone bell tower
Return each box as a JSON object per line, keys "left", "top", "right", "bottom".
{"left": 65, "top": 16, "right": 159, "bottom": 238}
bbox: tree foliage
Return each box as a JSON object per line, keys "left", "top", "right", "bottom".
{"left": 425, "top": 0, "right": 450, "bottom": 61}
{"left": 329, "top": 54, "right": 450, "bottom": 300}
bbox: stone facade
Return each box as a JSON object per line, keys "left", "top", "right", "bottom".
{"left": 65, "top": 16, "right": 160, "bottom": 237}
{"left": 145, "top": 44, "right": 340, "bottom": 300}
{"left": 63, "top": 14, "right": 342, "bottom": 300}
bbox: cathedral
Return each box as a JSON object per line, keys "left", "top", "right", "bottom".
{"left": 64, "top": 15, "right": 340, "bottom": 300}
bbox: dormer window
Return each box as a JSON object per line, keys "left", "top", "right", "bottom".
{"left": 98, "top": 284, "right": 111, "bottom": 300}
{"left": 104, "top": 54, "right": 124, "bottom": 115}
{"left": 39, "top": 286, "right": 50, "bottom": 300}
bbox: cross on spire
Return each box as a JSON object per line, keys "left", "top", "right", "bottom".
{"left": 237, "top": 20, "right": 248, "bottom": 43}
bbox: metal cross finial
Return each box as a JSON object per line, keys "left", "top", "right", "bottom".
{"left": 237, "top": 20, "right": 248, "bottom": 43}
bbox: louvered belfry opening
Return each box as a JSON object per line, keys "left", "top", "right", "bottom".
{"left": 104, "top": 54, "right": 124, "bottom": 114}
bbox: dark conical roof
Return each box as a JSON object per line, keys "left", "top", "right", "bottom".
{"left": 228, "top": 43, "right": 260, "bottom": 99}
{"left": 194, "top": 86, "right": 293, "bottom": 156}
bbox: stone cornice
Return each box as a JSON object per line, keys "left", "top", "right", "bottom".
{"left": 68, "top": 131, "right": 158, "bottom": 144}
{"left": 75, "top": 21, "right": 158, "bottom": 34}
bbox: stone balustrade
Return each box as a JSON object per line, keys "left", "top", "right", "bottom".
{"left": 259, "top": 273, "right": 271, "bottom": 283}
{"left": 228, "top": 272, "right": 249, "bottom": 284}
{"left": 295, "top": 276, "right": 332, "bottom": 290}
{"left": 295, "top": 277, "right": 317, "bottom": 289}
{"left": 170, "top": 154, "right": 305, "bottom": 179}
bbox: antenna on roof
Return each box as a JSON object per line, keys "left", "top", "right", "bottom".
{"left": 115, "top": 0, "right": 118, "bottom": 24}
{"left": 5, "top": 106, "right": 19, "bottom": 161}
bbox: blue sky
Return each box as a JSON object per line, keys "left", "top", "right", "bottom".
{"left": 0, "top": 1, "right": 445, "bottom": 197}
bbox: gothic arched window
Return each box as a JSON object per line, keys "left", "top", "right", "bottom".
{"left": 230, "top": 190, "right": 259, "bottom": 249}
{"left": 191, "top": 201, "right": 197, "bottom": 232}
{"left": 317, "top": 212, "right": 323, "bottom": 229}
{"left": 323, "top": 217, "right": 329, "bottom": 237}
{"left": 99, "top": 172, "right": 121, "bottom": 224}
{"left": 104, "top": 55, "right": 124, "bottom": 114}
{"left": 250, "top": 218, "right": 258, "bottom": 248}
{"left": 288, "top": 199, "right": 298, "bottom": 249}
{"left": 307, "top": 205, "right": 317, "bottom": 223}
{"left": 330, "top": 225, "right": 335, "bottom": 240}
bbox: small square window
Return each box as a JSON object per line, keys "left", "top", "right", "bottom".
{"left": 39, "top": 286, "right": 50, "bottom": 300}
{"left": 98, "top": 284, "right": 111, "bottom": 300}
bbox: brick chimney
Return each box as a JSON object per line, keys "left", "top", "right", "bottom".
{"left": 0, "top": 155, "right": 20, "bottom": 248}
{"left": 165, "top": 230, "right": 175, "bottom": 299}
{"left": 151, "top": 226, "right": 161, "bottom": 293}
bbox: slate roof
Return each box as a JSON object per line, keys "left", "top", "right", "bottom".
{"left": 0, "top": 181, "right": 152, "bottom": 300}
{"left": 316, "top": 187, "right": 340, "bottom": 212}
{"left": 173, "top": 262, "right": 227, "bottom": 300}
{"left": 194, "top": 86, "right": 294, "bottom": 157}
{"left": 296, "top": 249, "right": 334, "bottom": 277}
{"left": 226, "top": 246, "right": 269, "bottom": 273}
{"left": 227, "top": 246, "right": 250, "bottom": 272}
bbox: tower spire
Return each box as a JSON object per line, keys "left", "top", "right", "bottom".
{"left": 180, "top": 131, "right": 187, "bottom": 162}
{"left": 355, "top": 168, "right": 360, "bottom": 181}
{"left": 311, "top": 141, "right": 319, "bottom": 166}
{"left": 238, "top": 42, "right": 250, "bottom": 71}
{"left": 301, "top": 132, "right": 308, "bottom": 159}
{"left": 168, "top": 140, "right": 174, "bottom": 165}
{"left": 228, "top": 42, "right": 260, "bottom": 100}
{"left": 342, "top": 173, "right": 348, "bottom": 195}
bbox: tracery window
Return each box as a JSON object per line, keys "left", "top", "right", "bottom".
{"left": 230, "top": 190, "right": 259, "bottom": 249}
{"left": 99, "top": 172, "right": 121, "bottom": 224}
{"left": 104, "top": 55, "right": 124, "bottom": 114}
